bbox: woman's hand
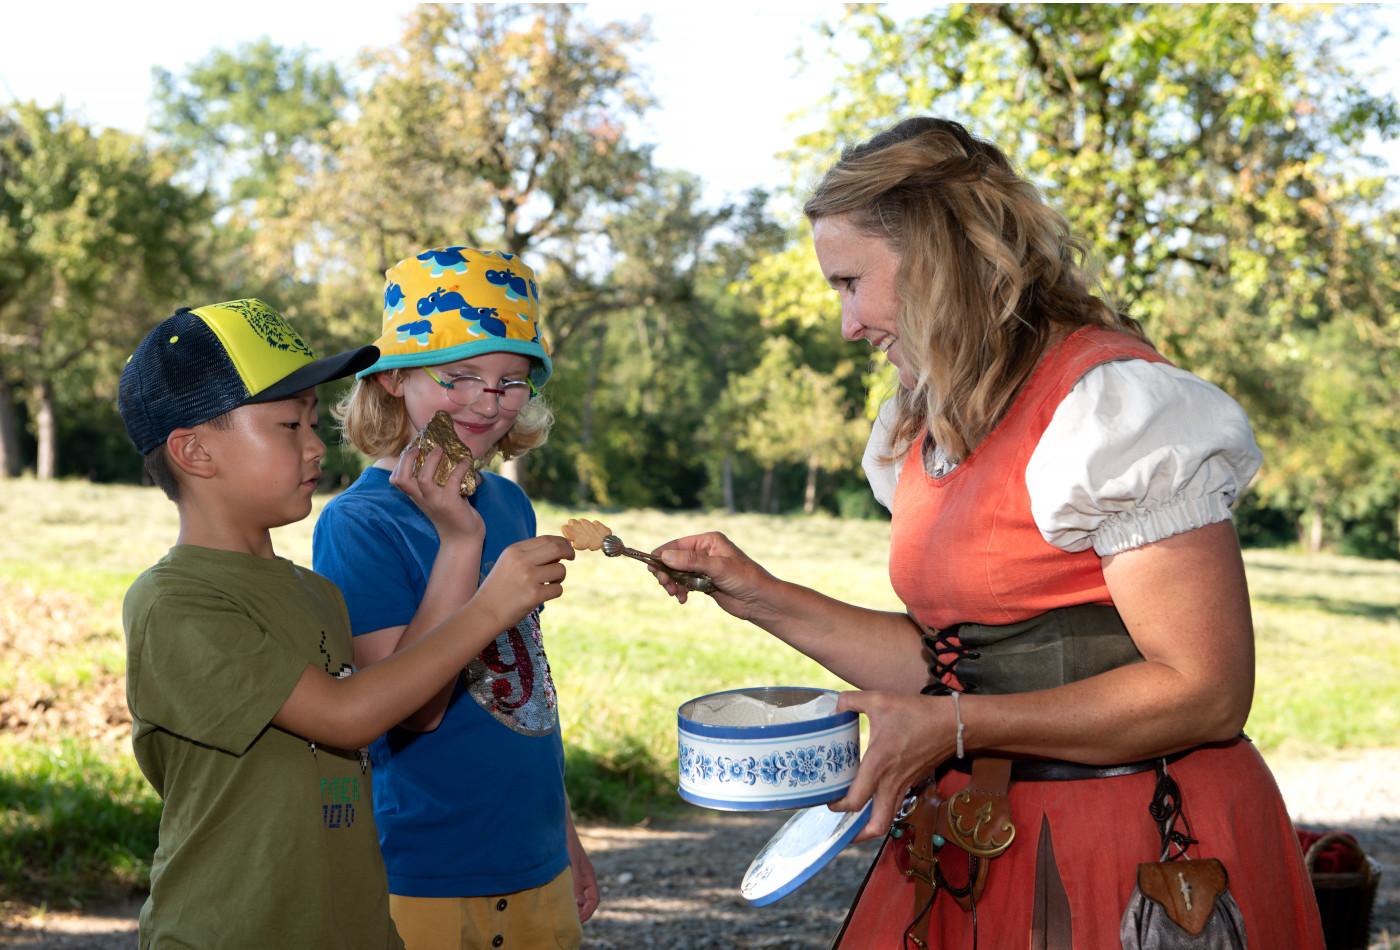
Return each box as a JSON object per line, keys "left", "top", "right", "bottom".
{"left": 650, "top": 531, "right": 775, "bottom": 619}
{"left": 828, "top": 690, "right": 956, "bottom": 843}
{"left": 389, "top": 442, "right": 485, "bottom": 543}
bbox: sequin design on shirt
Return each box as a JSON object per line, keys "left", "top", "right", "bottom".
{"left": 464, "top": 606, "right": 558, "bottom": 736}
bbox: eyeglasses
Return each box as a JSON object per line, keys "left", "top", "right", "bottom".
{"left": 421, "top": 367, "right": 536, "bottom": 411}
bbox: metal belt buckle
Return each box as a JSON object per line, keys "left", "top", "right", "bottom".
{"left": 945, "top": 789, "right": 1016, "bottom": 858}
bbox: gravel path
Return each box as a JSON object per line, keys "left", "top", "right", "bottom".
{"left": 4, "top": 750, "right": 1396, "bottom": 949}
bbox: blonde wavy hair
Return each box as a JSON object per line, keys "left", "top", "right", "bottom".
{"left": 334, "top": 369, "right": 554, "bottom": 464}
{"left": 803, "top": 117, "right": 1148, "bottom": 462}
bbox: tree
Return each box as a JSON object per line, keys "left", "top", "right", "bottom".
{"left": 1239, "top": 208, "right": 1400, "bottom": 552}
{"left": 803, "top": 5, "right": 1396, "bottom": 304}
{"left": 267, "top": 5, "right": 683, "bottom": 486}
{"left": 527, "top": 179, "right": 782, "bottom": 509}
{"left": 558, "top": 170, "right": 728, "bottom": 505}
{"left": 148, "top": 9, "right": 686, "bottom": 489}
{"left": 721, "top": 337, "right": 865, "bottom": 513}
{"left": 151, "top": 40, "right": 352, "bottom": 345}
{"left": 777, "top": 3, "right": 1400, "bottom": 547}
{"left": 152, "top": 38, "right": 346, "bottom": 207}
{"left": 724, "top": 229, "right": 898, "bottom": 513}
{"left": 0, "top": 104, "right": 207, "bottom": 478}
{"left": 277, "top": 5, "right": 656, "bottom": 335}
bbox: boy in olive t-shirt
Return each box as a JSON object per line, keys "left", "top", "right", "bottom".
{"left": 117, "top": 300, "right": 573, "bottom": 949}
{"left": 124, "top": 547, "right": 392, "bottom": 948}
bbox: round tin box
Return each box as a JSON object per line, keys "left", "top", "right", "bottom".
{"left": 676, "top": 686, "right": 860, "bottom": 812}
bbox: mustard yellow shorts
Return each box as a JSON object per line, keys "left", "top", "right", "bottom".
{"left": 389, "top": 867, "right": 581, "bottom": 950}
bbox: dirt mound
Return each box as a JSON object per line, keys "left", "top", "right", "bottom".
{"left": 0, "top": 583, "right": 131, "bottom": 745}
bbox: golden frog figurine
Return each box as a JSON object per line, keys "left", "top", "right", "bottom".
{"left": 411, "top": 410, "right": 480, "bottom": 497}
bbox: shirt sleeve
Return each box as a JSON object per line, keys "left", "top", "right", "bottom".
{"left": 863, "top": 397, "right": 904, "bottom": 513}
{"left": 312, "top": 501, "right": 421, "bottom": 637}
{"left": 1026, "top": 359, "right": 1263, "bottom": 556}
{"left": 128, "top": 585, "right": 307, "bottom": 756}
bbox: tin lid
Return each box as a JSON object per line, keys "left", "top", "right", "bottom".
{"left": 739, "top": 801, "right": 873, "bottom": 907}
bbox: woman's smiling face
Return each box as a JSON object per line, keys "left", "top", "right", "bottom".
{"left": 811, "top": 213, "right": 913, "bottom": 388}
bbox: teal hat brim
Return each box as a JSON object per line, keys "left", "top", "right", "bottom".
{"left": 356, "top": 337, "right": 553, "bottom": 388}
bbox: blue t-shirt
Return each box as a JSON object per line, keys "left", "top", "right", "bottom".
{"left": 312, "top": 466, "right": 568, "bottom": 897}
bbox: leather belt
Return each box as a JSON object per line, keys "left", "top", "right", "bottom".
{"left": 944, "top": 740, "right": 1235, "bottom": 782}
{"left": 947, "top": 754, "right": 1170, "bottom": 782}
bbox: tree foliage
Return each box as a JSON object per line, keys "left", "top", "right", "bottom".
{"left": 153, "top": 38, "right": 346, "bottom": 206}
{"left": 724, "top": 337, "right": 865, "bottom": 513}
{"left": 761, "top": 2, "right": 1400, "bottom": 547}
{"left": 6, "top": 5, "right": 1399, "bottom": 545}
{"left": 0, "top": 104, "right": 208, "bottom": 479}
{"left": 271, "top": 5, "right": 658, "bottom": 351}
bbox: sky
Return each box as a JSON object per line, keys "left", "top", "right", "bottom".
{"left": 0, "top": 1, "right": 853, "bottom": 206}
{"left": 4, "top": 2, "right": 1399, "bottom": 206}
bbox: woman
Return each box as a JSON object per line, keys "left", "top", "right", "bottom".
{"left": 654, "top": 119, "right": 1323, "bottom": 948}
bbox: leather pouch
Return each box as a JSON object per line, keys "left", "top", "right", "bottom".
{"left": 1120, "top": 857, "right": 1247, "bottom": 947}
{"left": 1120, "top": 761, "right": 1248, "bottom": 948}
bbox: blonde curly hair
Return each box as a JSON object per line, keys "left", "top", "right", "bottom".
{"left": 803, "top": 117, "right": 1148, "bottom": 462}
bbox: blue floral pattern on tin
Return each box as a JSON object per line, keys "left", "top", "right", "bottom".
{"left": 679, "top": 745, "right": 717, "bottom": 782}
{"left": 680, "top": 740, "right": 859, "bottom": 790}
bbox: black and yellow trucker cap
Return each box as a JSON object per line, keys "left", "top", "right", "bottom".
{"left": 118, "top": 299, "right": 378, "bottom": 455}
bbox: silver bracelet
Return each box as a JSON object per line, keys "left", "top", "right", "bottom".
{"left": 951, "top": 690, "right": 966, "bottom": 759}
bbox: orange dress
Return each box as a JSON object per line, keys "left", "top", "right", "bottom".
{"left": 837, "top": 327, "right": 1324, "bottom": 948}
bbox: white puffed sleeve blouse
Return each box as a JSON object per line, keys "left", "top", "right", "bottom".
{"left": 862, "top": 359, "right": 1262, "bottom": 557}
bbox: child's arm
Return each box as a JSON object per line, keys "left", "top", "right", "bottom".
{"left": 565, "top": 803, "right": 599, "bottom": 922}
{"left": 273, "top": 535, "right": 573, "bottom": 750}
{"left": 353, "top": 444, "right": 488, "bottom": 731}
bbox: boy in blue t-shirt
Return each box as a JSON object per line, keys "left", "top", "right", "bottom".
{"left": 116, "top": 299, "right": 573, "bottom": 948}
{"left": 313, "top": 246, "right": 597, "bottom": 949}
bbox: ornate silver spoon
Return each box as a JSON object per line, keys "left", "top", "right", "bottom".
{"left": 561, "top": 518, "right": 715, "bottom": 594}
{"left": 600, "top": 534, "right": 715, "bottom": 593}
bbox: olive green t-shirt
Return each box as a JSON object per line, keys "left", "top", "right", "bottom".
{"left": 123, "top": 545, "right": 402, "bottom": 950}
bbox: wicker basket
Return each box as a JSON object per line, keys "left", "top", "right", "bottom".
{"left": 1304, "top": 831, "right": 1381, "bottom": 950}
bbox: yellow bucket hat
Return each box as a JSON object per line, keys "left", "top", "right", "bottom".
{"left": 358, "top": 246, "right": 553, "bottom": 387}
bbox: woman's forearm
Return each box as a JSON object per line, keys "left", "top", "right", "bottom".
{"left": 748, "top": 576, "right": 929, "bottom": 692}
{"left": 654, "top": 531, "right": 932, "bottom": 692}
{"left": 835, "top": 647, "right": 1252, "bottom": 844}
{"left": 959, "top": 527, "right": 1256, "bottom": 763}
{"left": 962, "top": 658, "right": 1250, "bottom": 765}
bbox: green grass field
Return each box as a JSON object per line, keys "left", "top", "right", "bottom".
{"left": 3, "top": 477, "right": 1398, "bottom": 904}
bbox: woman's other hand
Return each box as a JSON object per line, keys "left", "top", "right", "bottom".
{"left": 650, "top": 532, "right": 774, "bottom": 618}
{"left": 828, "top": 690, "right": 956, "bottom": 843}
{"left": 389, "top": 442, "right": 485, "bottom": 543}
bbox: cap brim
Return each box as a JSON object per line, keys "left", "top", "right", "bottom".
{"left": 246, "top": 345, "right": 380, "bottom": 404}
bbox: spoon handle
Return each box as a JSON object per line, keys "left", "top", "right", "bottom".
{"left": 617, "top": 545, "right": 715, "bottom": 593}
